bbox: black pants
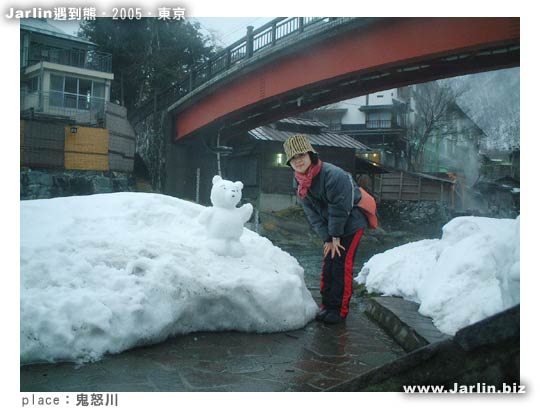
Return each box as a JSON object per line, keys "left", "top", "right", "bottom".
{"left": 320, "top": 229, "right": 364, "bottom": 318}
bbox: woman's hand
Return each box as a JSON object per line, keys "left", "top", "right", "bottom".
{"left": 323, "top": 237, "right": 346, "bottom": 259}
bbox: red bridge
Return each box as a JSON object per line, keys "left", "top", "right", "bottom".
{"left": 153, "top": 17, "right": 519, "bottom": 142}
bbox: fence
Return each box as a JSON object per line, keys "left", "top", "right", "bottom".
{"left": 131, "top": 17, "right": 355, "bottom": 122}
{"left": 23, "top": 45, "right": 112, "bottom": 73}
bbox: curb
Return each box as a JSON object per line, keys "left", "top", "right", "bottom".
{"left": 327, "top": 304, "right": 520, "bottom": 391}
{"left": 365, "top": 296, "right": 448, "bottom": 352}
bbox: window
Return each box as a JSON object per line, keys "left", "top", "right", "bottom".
{"left": 50, "top": 74, "right": 64, "bottom": 107}
{"left": 93, "top": 82, "right": 105, "bottom": 99}
{"left": 395, "top": 113, "right": 406, "bottom": 127}
{"left": 276, "top": 153, "right": 286, "bottom": 167}
{"left": 79, "top": 79, "right": 92, "bottom": 96}
{"left": 22, "top": 76, "right": 40, "bottom": 93}
{"left": 64, "top": 76, "right": 78, "bottom": 93}
{"left": 50, "top": 75, "right": 63, "bottom": 91}
{"left": 366, "top": 111, "right": 391, "bottom": 128}
{"left": 48, "top": 74, "right": 105, "bottom": 110}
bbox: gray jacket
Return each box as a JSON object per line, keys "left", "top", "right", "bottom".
{"left": 294, "top": 162, "right": 368, "bottom": 242}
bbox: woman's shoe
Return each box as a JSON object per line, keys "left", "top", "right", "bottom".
{"left": 323, "top": 311, "right": 342, "bottom": 324}
{"left": 315, "top": 309, "right": 328, "bottom": 321}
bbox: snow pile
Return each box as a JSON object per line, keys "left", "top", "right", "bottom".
{"left": 20, "top": 193, "right": 317, "bottom": 364}
{"left": 356, "top": 216, "right": 520, "bottom": 335}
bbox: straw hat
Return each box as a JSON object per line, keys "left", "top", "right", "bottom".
{"left": 283, "top": 134, "right": 317, "bottom": 164}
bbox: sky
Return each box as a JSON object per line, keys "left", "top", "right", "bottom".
{"left": 191, "top": 17, "right": 275, "bottom": 47}
{"left": 5, "top": 0, "right": 539, "bottom": 408}
{"left": 49, "top": 17, "right": 276, "bottom": 48}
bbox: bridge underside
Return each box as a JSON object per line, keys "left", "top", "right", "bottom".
{"left": 172, "top": 17, "right": 519, "bottom": 142}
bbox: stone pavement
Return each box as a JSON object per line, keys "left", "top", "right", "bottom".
{"left": 20, "top": 295, "right": 405, "bottom": 392}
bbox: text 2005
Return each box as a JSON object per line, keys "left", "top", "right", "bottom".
{"left": 112, "top": 8, "right": 142, "bottom": 20}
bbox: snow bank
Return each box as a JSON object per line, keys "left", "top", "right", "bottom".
{"left": 20, "top": 193, "right": 317, "bottom": 364}
{"left": 356, "top": 216, "right": 520, "bottom": 335}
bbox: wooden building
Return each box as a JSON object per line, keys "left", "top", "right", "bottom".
{"left": 20, "top": 19, "right": 135, "bottom": 175}
{"left": 374, "top": 169, "right": 454, "bottom": 204}
{"left": 20, "top": 102, "right": 135, "bottom": 173}
{"left": 355, "top": 157, "right": 456, "bottom": 207}
{"left": 221, "top": 118, "right": 371, "bottom": 211}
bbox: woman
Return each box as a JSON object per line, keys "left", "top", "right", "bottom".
{"left": 283, "top": 134, "right": 368, "bottom": 324}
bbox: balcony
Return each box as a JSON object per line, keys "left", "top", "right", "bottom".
{"left": 366, "top": 119, "right": 392, "bottom": 129}
{"left": 23, "top": 45, "right": 112, "bottom": 74}
{"left": 367, "top": 119, "right": 407, "bottom": 129}
{"left": 21, "top": 91, "right": 105, "bottom": 126}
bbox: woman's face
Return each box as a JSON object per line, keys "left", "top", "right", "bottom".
{"left": 290, "top": 152, "right": 311, "bottom": 174}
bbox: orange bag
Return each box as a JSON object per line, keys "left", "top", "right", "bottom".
{"left": 358, "top": 187, "right": 378, "bottom": 229}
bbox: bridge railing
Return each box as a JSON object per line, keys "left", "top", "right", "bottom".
{"left": 130, "top": 17, "right": 352, "bottom": 123}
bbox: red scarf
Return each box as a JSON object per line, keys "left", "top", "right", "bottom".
{"left": 295, "top": 161, "right": 323, "bottom": 199}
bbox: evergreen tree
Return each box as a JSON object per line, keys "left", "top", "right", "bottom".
{"left": 79, "top": 18, "right": 214, "bottom": 111}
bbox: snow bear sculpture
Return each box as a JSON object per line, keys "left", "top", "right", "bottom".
{"left": 198, "top": 175, "right": 253, "bottom": 257}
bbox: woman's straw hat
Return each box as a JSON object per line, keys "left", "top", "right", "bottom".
{"left": 283, "top": 134, "right": 317, "bottom": 164}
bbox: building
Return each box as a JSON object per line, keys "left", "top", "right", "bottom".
{"left": 301, "top": 83, "right": 494, "bottom": 210}
{"left": 472, "top": 147, "right": 520, "bottom": 216}
{"left": 220, "top": 118, "right": 371, "bottom": 211}
{"left": 300, "top": 88, "right": 411, "bottom": 170}
{"left": 20, "top": 19, "right": 113, "bottom": 125}
{"left": 20, "top": 19, "right": 135, "bottom": 197}
{"left": 421, "top": 102, "right": 483, "bottom": 177}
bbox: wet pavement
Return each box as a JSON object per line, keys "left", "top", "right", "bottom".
{"left": 20, "top": 236, "right": 409, "bottom": 392}
{"left": 20, "top": 293, "right": 405, "bottom": 392}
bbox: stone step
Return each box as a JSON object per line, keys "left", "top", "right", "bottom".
{"left": 365, "top": 296, "right": 449, "bottom": 352}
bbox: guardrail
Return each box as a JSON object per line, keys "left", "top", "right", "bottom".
{"left": 23, "top": 45, "right": 113, "bottom": 73}
{"left": 130, "top": 17, "right": 354, "bottom": 123}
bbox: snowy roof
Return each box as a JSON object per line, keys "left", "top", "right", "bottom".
{"left": 248, "top": 124, "right": 372, "bottom": 151}
{"left": 277, "top": 117, "right": 329, "bottom": 128}
{"left": 367, "top": 162, "right": 455, "bottom": 183}
{"left": 20, "top": 18, "right": 95, "bottom": 46}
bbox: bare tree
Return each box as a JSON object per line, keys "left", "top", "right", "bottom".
{"left": 405, "top": 80, "right": 465, "bottom": 171}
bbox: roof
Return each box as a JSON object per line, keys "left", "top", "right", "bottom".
{"left": 277, "top": 117, "right": 328, "bottom": 128}
{"left": 248, "top": 124, "right": 372, "bottom": 150}
{"left": 307, "top": 108, "right": 347, "bottom": 115}
{"left": 366, "top": 161, "right": 455, "bottom": 183}
{"left": 20, "top": 19, "right": 95, "bottom": 46}
{"left": 413, "top": 171, "right": 455, "bottom": 183}
{"left": 359, "top": 104, "right": 394, "bottom": 112}
{"left": 355, "top": 157, "right": 388, "bottom": 174}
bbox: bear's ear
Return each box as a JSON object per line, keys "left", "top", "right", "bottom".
{"left": 212, "top": 175, "right": 222, "bottom": 185}
{"left": 234, "top": 181, "right": 244, "bottom": 190}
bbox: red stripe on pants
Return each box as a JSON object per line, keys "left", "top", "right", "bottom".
{"left": 340, "top": 229, "right": 364, "bottom": 317}
{"left": 320, "top": 257, "right": 326, "bottom": 310}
